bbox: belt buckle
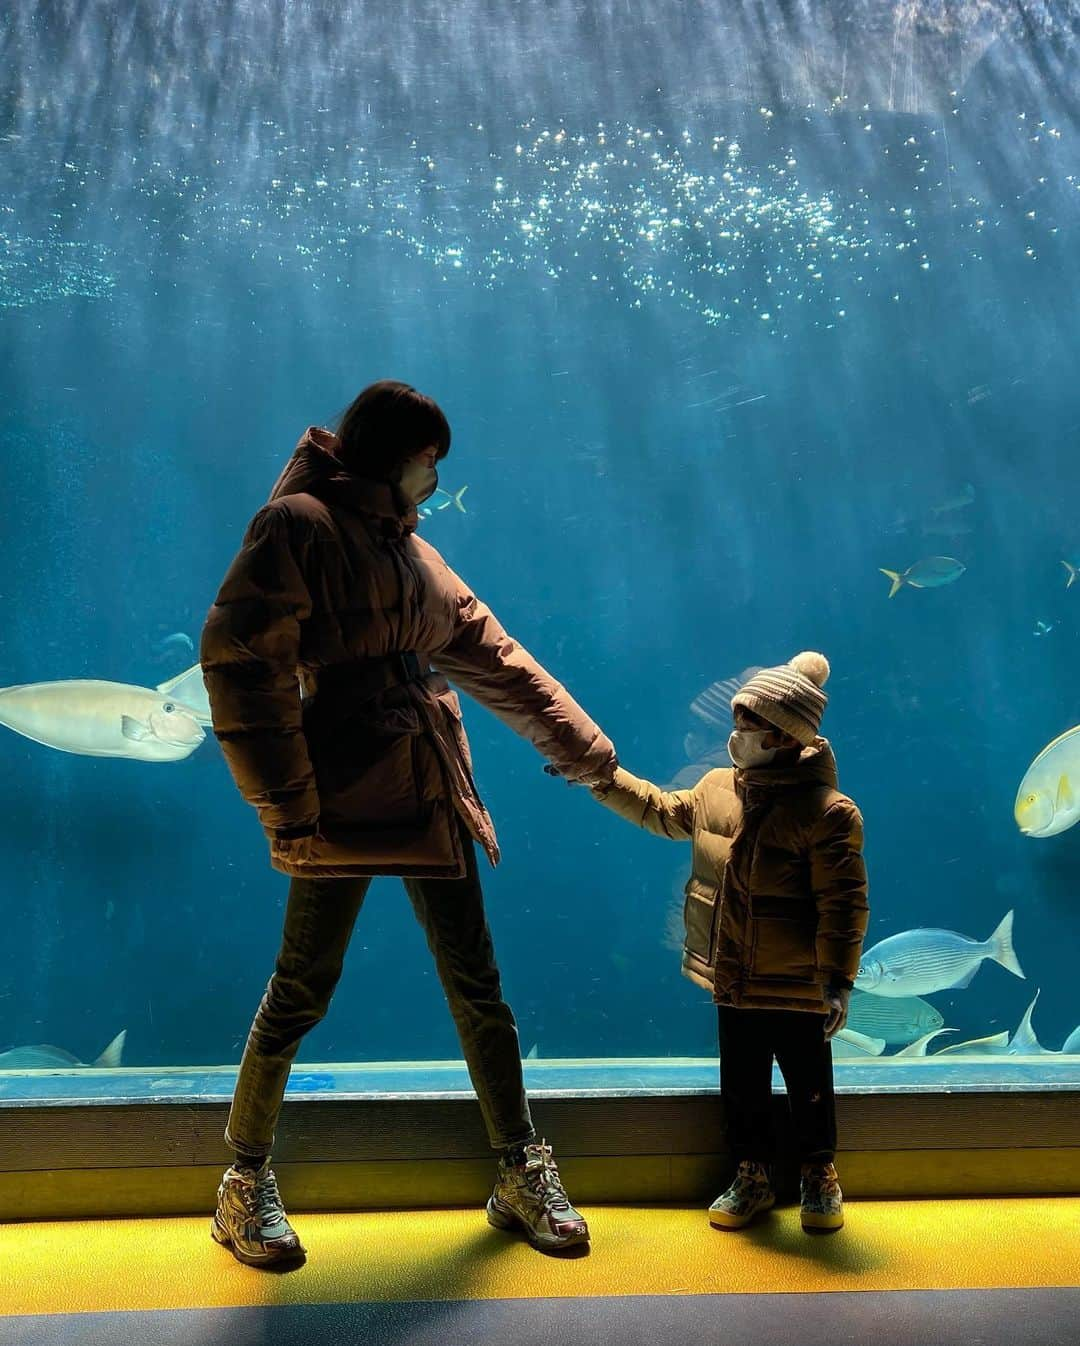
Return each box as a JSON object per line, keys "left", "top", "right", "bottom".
{"left": 398, "top": 651, "right": 421, "bottom": 682}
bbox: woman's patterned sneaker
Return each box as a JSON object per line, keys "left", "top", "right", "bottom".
{"left": 486, "top": 1140, "right": 590, "bottom": 1250}
{"left": 211, "top": 1160, "right": 306, "bottom": 1266}
{"left": 709, "top": 1160, "right": 775, "bottom": 1229}
{"left": 800, "top": 1161, "right": 844, "bottom": 1231}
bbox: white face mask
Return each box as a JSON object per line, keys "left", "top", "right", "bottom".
{"left": 727, "top": 729, "right": 782, "bottom": 769}
{"left": 398, "top": 458, "right": 439, "bottom": 506}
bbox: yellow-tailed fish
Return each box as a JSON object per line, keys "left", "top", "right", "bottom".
{"left": 879, "top": 556, "right": 966, "bottom": 598}
{"left": 1015, "top": 725, "right": 1080, "bottom": 837}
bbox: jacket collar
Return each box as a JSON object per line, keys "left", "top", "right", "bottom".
{"left": 267, "top": 426, "right": 418, "bottom": 537}
{"left": 735, "top": 737, "right": 839, "bottom": 795}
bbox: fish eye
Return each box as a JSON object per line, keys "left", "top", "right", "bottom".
{"left": 1026, "top": 793, "right": 1038, "bottom": 805}
{"left": 163, "top": 702, "right": 175, "bottom": 713}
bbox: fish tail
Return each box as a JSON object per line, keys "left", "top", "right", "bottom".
{"left": 988, "top": 909, "right": 1025, "bottom": 979}
{"left": 1062, "top": 561, "right": 1077, "bottom": 589}
{"left": 879, "top": 568, "right": 904, "bottom": 599}
{"left": 452, "top": 485, "right": 468, "bottom": 513}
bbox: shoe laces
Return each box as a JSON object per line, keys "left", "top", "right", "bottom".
{"left": 520, "top": 1141, "right": 570, "bottom": 1213}
{"left": 236, "top": 1165, "right": 285, "bottom": 1220}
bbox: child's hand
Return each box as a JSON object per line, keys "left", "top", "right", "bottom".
{"left": 271, "top": 833, "right": 315, "bottom": 863}
{"left": 824, "top": 988, "right": 851, "bottom": 1039}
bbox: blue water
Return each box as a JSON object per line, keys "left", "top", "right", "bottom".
{"left": 2, "top": 2, "right": 1080, "bottom": 1084}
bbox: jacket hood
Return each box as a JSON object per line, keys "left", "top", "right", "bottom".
{"left": 735, "top": 736, "right": 839, "bottom": 792}
{"left": 268, "top": 426, "right": 418, "bottom": 535}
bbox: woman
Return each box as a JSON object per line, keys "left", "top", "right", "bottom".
{"left": 200, "top": 381, "right": 617, "bottom": 1266}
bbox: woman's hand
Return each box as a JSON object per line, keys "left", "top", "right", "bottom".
{"left": 824, "top": 987, "right": 851, "bottom": 1039}
{"left": 270, "top": 833, "right": 315, "bottom": 863}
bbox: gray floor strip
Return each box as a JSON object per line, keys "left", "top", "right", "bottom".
{"left": 3, "top": 1288, "right": 1078, "bottom": 1346}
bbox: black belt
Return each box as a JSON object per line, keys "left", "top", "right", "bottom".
{"left": 300, "top": 652, "right": 432, "bottom": 703}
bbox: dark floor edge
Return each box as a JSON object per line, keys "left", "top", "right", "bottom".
{"left": 4, "top": 1288, "right": 1080, "bottom": 1346}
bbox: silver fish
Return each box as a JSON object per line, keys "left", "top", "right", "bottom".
{"left": 847, "top": 991, "right": 944, "bottom": 1044}
{"left": 0, "top": 1029, "right": 126, "bottom": 1070}
{"left": 855, "top": 911, "right": 1024, "bottom": 998}
{"left": 688, "top": 666, "right": 764, "bottom": 730}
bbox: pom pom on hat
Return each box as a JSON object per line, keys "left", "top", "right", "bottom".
{"left": 788, "top": 651, "right": 830, "bottom": 689}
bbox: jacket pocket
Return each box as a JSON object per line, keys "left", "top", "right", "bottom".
{"left": 683, "top": 878, "right": 717, "bottom": 965}
{"left": 748, "top": 897, "right": 819, "bottom": 982}
{"left": 307, "top": 699, "right": 427, "bottom": 828}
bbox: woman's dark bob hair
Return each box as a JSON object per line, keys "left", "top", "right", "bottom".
{"left": 335, "top": 380, "right": 451, "bottom": 479}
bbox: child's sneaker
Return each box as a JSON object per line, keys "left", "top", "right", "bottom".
{"left": 211, "top": 1160, "right": 305, "bottom": 1266}
{"left": 708, "top": 1159, "right": 775, "bottom": 1229}
{"left": 800, "top": 1160, "right": 844, "bottom": 1231}
{"left": 486, "top": 1139, "right": 589, "bottom": 1250}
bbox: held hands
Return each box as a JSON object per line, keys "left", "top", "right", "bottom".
{"left": 823, "top": 987, "right": 851, "bottom": 1040}
{"left": 270, "top": 833, "right": 315, "bottom": 864}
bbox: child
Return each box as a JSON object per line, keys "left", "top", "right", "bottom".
{"left": 590, "top": 652, "right": 868, "bottom": 1232}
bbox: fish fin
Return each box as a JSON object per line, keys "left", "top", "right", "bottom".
{"left": 155, "top": 663, "right": 202, "bottom": 696}
{"left": 93, "top": 1029, "right": 126, "bottom": 1069}
{"left": 452, "top": 485, "right": 468, "bottom": 513}
{"left": 895, "top": 1028, "right": 956, "bottom": 1058}
{"left": 835, "top": 1029, "right": 885, "bottom": 1055}
{"left": 1063, "top": 561, "right": 1078, "bottom": 588}
{"left": 121, "top": 716, "right": 150, "bottom": 742}
{"left": 879, "top": 568, "right": 904, "bottom": 598}
{"left": 1056, "top": 774, "right": 1074, "bottom": 812}
{"left": 946, "top": 964, "right": 980, "bottom": 990}
{"left": 988, "top": 908, "right": 1025, "bottom": 979}
{"left": 1009, "top": 990, "right": 1042, "bottom": 1053}
{"left": 525, "top": 1043, "right": 539, "bottom": 1060}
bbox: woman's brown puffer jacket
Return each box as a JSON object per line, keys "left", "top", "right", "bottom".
{"left": 200, "top": 426, "right": 617, "bottom": 879}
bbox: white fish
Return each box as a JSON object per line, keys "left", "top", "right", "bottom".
{"left": 847, "top": 990, "right": 943, "bottom": 1044}
{"left": 0, "top": 1029, "right": 126, "bottom": 1070}
{"left": 894, "top": 1028, "right": 957, "bottom": 1057}
{"left": 831, "top": 1028, "right": 886, "bottom": 1057}
{"left": 0, "top": 679, "right": 206, "bottom": 761}
{"left": 1007, "top": 991, "right": 1055, "bottom": 1056}
{"left": 934, "top": 1031, "right": 1011, "bottom": 1057}
{"left": 854, "top": 911, "right": 1024, "bottom": 998}
{"left": 1014, "top": 725, "right": 1080, "bottom": 837}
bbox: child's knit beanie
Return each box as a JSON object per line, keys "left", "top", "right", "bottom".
{"left": 730, "top": 651, "right": 830, "bottom": 747}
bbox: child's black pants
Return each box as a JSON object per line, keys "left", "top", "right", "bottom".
{"left": 718, "top": 1006, "right": 837, "bottom": 1165}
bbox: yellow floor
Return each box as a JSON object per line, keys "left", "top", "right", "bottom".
{"left": 3, "top": 1198, "right": 1078, "bottom": 1318}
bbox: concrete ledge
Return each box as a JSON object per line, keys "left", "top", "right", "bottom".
{"left": 1, "top": 1089, "right": 1077, "bottom": 1219}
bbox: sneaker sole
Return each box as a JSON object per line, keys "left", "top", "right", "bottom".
{"left": 708, "top": 1193, "right": 776, "bottom": 1230}
{"left": 211, "top": 1213, "right": 306, "bottom": 1266}
{"left": 801, "top": 1210, "right": 844, "bottom": 1231}
{"left": 486, "top": 1196, "right": 590, "bottom": 1251}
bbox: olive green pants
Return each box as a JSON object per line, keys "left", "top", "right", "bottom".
{"left": 225, "top": 830, "right": 535, "bottom": 1158}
